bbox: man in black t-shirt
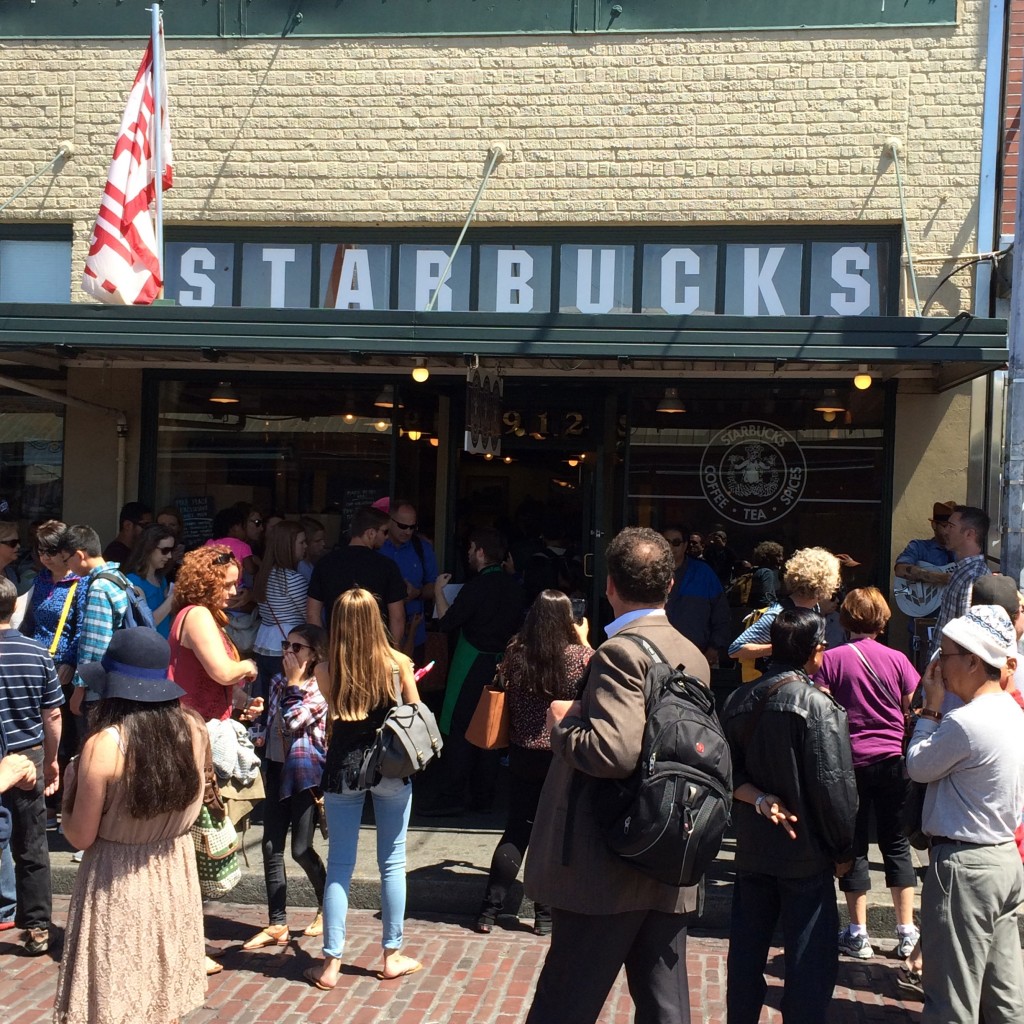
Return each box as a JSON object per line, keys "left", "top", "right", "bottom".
{"left": 306, "top": 506, "right": 406, "bottom": 642}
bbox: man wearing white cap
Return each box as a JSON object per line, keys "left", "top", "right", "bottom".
{"left": 906, "top": 605, "right": 1024, "bottom": 1024}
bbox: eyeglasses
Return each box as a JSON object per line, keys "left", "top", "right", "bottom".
{"left": 156, "top": 545, "right": 175, "bottom": 554}
{"left": 390, "top": 519, "right": 416, "bottom": 531}
{"left": 666, "top": 538, "right": 684, "bottom": 547}
{"left": 282, "top": 641, "right": 314, "bottom": 654}
{"left": 213, "top": 551, "right": 234, "bottom": 565}
{"left": 0, "top": 539, "right": 18, "bottom": 548}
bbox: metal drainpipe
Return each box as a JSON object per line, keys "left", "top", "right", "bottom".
{"left": 0, "top": 374, "right": 128, "bottom": 522}
{"left": 972, "top": 0, "right": 1007, "bottom": 526}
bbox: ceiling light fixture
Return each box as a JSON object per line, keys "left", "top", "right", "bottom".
{"left": 373, "top": 386, "right": 403, "bottom": 409}
{"left": 853, "top": 365, "right": 873, "bottom": 390}
{"left": 813, "top": 388, "right": 846, "bottom": 423}
{"left": 373, "top": 419, "right": 390, "bottom": 432}
{"left": 411, "top": 358, "right": 430, "bottom": 383}
{"left": 209, "top": 382, "right": 239, "bottom": 405}
{"left": 656, "top": 387, "right": 685, "bottom": 414}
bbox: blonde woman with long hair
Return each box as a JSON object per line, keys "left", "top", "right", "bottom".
{"left": 304, "top": 588, "right": 423, "bottom": 990}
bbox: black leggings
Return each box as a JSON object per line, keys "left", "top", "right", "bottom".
{"left": 261, "top": 759, "right": 327, "bottom": 925}
{"left": 481, "top": 746, "right": 552, "bottom": 916}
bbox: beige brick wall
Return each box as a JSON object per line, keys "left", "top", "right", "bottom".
{"left": 0, "top": 4, "right": 991, "bottom": 314}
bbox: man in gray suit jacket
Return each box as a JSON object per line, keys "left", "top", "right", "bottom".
{"left": 524, "top": 527, "right": 711, "bottom": 1024}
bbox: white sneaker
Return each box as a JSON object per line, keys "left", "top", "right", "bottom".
{"left": 837, "top": 926, "right": 874, "bottom": 959}
{"left": 71, "top": 850, "right": 83, "bottom": 863}
{"left": 895, "top": 927, "right": 920, "bottom": 960}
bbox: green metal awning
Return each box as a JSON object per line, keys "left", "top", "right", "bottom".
{"left": 0, "top": 303, "right": 1007, "bottom": 391}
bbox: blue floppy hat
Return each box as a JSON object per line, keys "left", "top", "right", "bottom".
{"left": 80, "top": 627, "right": 185, "bottom": 703}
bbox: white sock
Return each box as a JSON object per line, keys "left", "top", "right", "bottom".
{"left": 896, "top": 924, "right": 918, "bottom": 937}
{"left": 848, "top": 924, "right": 867, "bottom": 937}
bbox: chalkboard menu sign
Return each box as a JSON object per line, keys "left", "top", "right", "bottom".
{"left": 340, "top": 488, "right": 381, "bottom": 533}
{"left": 175, "top": 496, "right": 215, "bottom": 549}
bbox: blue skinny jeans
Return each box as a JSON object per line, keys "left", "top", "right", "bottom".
{"left": 322, "top": 776, "right": 412, "bottom": 959}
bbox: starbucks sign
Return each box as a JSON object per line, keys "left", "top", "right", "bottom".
{"left": 700, "top": 421, "right": 807, "bottom": 525}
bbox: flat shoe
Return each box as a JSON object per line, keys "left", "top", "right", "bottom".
{"left": 242, "top": 925, "right": 290, "bottom": 949}
{"left": 303, "top": 911, "right": 323, "bottom": 937}
{"left": 377, "top": 957, "right": 423, "bottom": 981}
{"left": 303, "top": 966, "right": 337, "bottom": 991}
{"left": 205, "top": 956, "right": 223, "bottom": 976}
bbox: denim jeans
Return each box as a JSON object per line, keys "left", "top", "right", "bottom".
{"left": 727, "top": 869, "right": 839, "bottom": 1024}
{"left": 0, "top": 745, "right": 51, "bottom": 931}
{"left": 322, "top": 776, "right": 412, "bottom": 959}
{"left": 0, "top": 842, "right": 15, "bottom": 923}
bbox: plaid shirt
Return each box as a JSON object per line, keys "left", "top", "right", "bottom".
{"left": 74, "top": 562, "right": 129, "bottom": 691}
{"left": 931, "top": 555, "right": 989, "bottom": 654}
{"left": 267, "top": 672, "right": 327, "bottom": 798}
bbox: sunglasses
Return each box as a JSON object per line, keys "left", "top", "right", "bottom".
{"left": 390, "top": 519, "right": 417, "bottom": 531}
{"left": 248, "top": 517, "right": 263, "bottom": 527}
{"left": 156, "top": 545, "right": 175, "bottom": 554}
{"left": 213, "top": 551, "right": 235, "bottom": 565}
{"left": 282, "top": 641, "right": 314, "bottom": 654}
{"left": 0, "top": 539, "right": 18, "bottom": 548}
{"left": 666, "top": 538, "right": 684, "bottom": 547}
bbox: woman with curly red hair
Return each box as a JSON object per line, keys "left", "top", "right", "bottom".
{"left": 168, "top": 546, "right": 259, "bottom": 723}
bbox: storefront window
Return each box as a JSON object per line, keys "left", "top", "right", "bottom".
{"left": 0, "top": 394, "right": 64, "bottom": 520}
{"left": 626, "top": 382, "right": 887, "bottom": 587}
{"left": 152, "top": 378, "right": 436, "bottom": 547}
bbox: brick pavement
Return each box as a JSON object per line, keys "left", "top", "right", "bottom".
{"left": 0, "top": 896, "right": 924, "bottom": 1023}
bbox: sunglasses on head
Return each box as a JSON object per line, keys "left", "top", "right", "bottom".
{"left": 282, "top": 640, "right": 313, "bottom": 654}
{"left": 213, "top": 551, "right": 234, "bottom": 565}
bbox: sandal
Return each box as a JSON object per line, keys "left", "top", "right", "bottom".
{"left": 205, "top": 956, "right": 223, "bottom": 976}
{"left": 896, "top": 964, "right": 924, "bottom": 1000}
{"left": 303, "top": 910, "right": 323, "bottom": 937}
{"left": 242, "top": 924, "right": 290, "bottom": 950}
{"left": 303, "top": 965, "right": 337, "bottom": 991}
{"left": 377, "top": 953, "right": 423, "bottom": 981}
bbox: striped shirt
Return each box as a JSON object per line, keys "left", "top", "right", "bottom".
{"left": 74, "top": 562, "right": 129, "bottom": 691}
{"left": 0, "top": 628, "right": 63, "bottom": 751}
{"left": 253, "top": 568, "right": 309, "bottom": 656}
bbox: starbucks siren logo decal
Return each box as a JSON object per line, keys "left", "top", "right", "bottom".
{"left": 700, "top": 421, "right": 806, "bottom": 525}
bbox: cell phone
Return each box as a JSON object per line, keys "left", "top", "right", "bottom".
{"left": 570, "top": 598, "right": 587, "bottom": 624}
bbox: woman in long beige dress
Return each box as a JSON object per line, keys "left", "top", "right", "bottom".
{"left": 54, "top": 627, "right": 207, "bottom": 1024}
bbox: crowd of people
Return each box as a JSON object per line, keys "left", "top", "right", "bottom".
{"left": 0, "top": 499, "right": 1021, "bottom": 1024}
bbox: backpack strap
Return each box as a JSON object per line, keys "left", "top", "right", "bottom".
{"left": 561, "top": 631, "right": 667, "bottom": 868}
{"left": 741, "top": 671, "right": 805, "bottom": 746}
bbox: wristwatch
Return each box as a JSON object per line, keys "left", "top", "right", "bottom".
{"left": 754, "top": 793, "right": 769, "bottom": 815}
{"left": 919, "top": 708, "right": 943, "bottom": 723}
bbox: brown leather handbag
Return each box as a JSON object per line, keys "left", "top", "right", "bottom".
{"left": 465, "top": 666, "right": 510, "bottom": 750}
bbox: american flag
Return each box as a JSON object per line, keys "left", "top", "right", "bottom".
{"left": 82, "top": 28, "right": 173, "bottom": 305}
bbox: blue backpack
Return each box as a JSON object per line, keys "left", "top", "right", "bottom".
{"left": 94, "top": 571, "right": 157, "bottom": 631}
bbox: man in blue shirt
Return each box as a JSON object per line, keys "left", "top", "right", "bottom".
{"left": 380, "top": 500, "right": 438, "bottom": 663}
{"left": 662, "top": 526, "right": 730, "bottom": 667}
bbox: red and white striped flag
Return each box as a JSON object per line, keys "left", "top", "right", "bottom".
{"left": 82, "top": 30, "right": 173, "bottom": 305}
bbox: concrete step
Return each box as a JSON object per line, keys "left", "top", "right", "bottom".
{"left": 48, "top": 815, "right": 1024, "bottom": 942}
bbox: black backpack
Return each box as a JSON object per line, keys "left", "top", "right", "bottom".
{"left": 586, "top": 635, "right": 733, "bottom": 887}
{"left": 94, "top": 571, "right": 157, "bottom": 631}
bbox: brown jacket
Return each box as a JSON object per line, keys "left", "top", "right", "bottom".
{"left": 524, "top": 611, "right": 710, "bottom": 915}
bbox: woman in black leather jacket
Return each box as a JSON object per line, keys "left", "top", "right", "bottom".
{"left": 720, "top": 608, "right": 858, "bottom": 1024}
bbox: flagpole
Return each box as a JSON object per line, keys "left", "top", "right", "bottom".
{"left": 150, "top": 1, "right": 164, "bottom": 283}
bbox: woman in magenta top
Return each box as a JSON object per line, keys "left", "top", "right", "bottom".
{"left": 168, "top": 546, "right": 258, "bottom": 722}
{"left": 813, "top": 587, "right": 919, "bottom": 962}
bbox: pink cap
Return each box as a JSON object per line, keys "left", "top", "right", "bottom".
{"left": 372, "top": 497, "right": 390, "bottom": 513}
